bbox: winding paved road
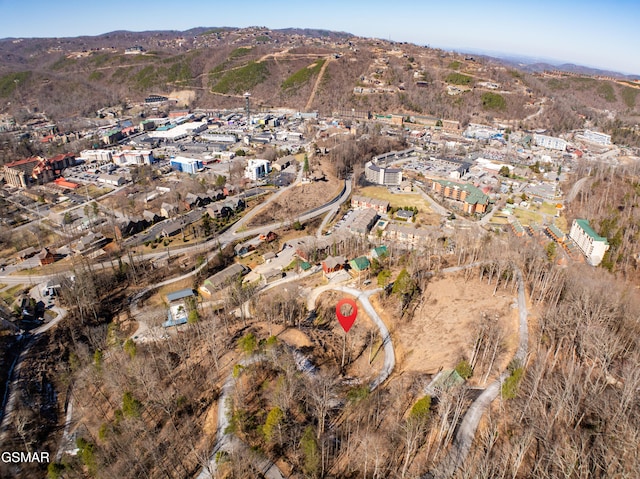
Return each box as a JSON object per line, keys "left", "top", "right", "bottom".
{"left": 307, "top": 285, "right": 395, "bottom": 390}
{"left": 198, "top": 281, "right": 395, "bottom": 479}
{"left": 0, "top": 286, "right": 68, "bottom": 443}
{"left": 427, "top": 266, "right": 528, "bottom": 479}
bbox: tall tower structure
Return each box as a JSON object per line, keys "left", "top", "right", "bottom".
{"left": 244, "top": 92, "right": 251, "bottom": 125}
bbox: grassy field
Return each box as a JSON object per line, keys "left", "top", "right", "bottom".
{"left": 538, "top": 202, "right": 560, "bottom": 215}
{"left": 358, "top": 186, "right": 433, "bottom": 212}
{"left": 488, "top": 215, "right": 509, "bottom": 225}
{"left": 87, "top": 185, "right": 113, "bottom": 198}
{"left": 0, "top": 284, "right": 25, "bottom": 304}
{"left": 512, "top": 208, "right": 543, "bottom": 226}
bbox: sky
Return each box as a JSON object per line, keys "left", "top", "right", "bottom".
{"left": 1, "top": 0, "right": 639, "bottom": 75}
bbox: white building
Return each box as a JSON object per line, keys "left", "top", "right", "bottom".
{"left": 245, "top": 159, "right": 271, "bottom": 181}
{"left": 569, "top": 219, "right": 609, "bottom": 266}
{"left": 581, "top": 130, "right": 612, "bottom": 146}
{"left": 534, "top": 134, "right": 567, "bottom": 151}
{"left": 97, "top": 174, "right": 126, "bottom": 186}
{"left": 113, "top": 150, "right": 153, "bottom": 166}
{"left": 147, "top": 121, "right": 208, "bottom": 141}
{"left": 201, "top": 133, "right": 237, "bottom": 143}
{"left": 364, "top": 161, "right": 403, "bottom": 186}
{"left": 80, "top": 149, "right": 113, "bottom": 163}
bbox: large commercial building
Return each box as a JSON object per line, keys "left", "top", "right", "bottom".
{"left": 432, "top": 179, "right": 490, "bottom": 214}
{"left": 245, "top": 159, "right": 271, "bottom": 181}
{"left": 170, "top": 156, "right": 204, "bottom": 174}
{"left": 364, "top": 161, "right": 403, "bottom": 186}
{"left": 569, "top": 219, "right": 609, "bottom": 266}
{"left": 3, "top": 154, "right": 76, "bottom": 188}
{"left": 80, "top": 149, "right": 113, "bottom": 163}
{"left": 147, "top": 121, "right": 208, "bottom": 141}
{"left": 113, "top": 150, "right": 153, "bottom": 166}
{"left": 81, "top": 149, "right": 153, "bottom": 166}
{"left": 581, "top": 130, "right": 611, "bottom": 146}
{"left": 533, "top": 134, "right": 567, "bottom": 151}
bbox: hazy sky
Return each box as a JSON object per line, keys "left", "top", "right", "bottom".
{"left": 1, "top": 0, "right": 638, "bottom": 75}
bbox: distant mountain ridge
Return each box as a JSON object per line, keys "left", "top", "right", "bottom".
{"left": 0, "top": 25, "right": 639, "bottom": 146}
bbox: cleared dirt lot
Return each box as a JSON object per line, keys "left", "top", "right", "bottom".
{"left": 372, "top": 270, "right": 517, "bottom": 382}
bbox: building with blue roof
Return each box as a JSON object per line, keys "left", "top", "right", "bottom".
{"left": 163, "top": 288, "right": 195, "bottom": 327}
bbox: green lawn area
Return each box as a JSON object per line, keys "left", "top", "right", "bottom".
{"left": 512, "top": 208, "right": 543, "bottom": 226}
{"left": 538, "top": 202, "right": 560, "bottom": 215}
{"left": 0, "top": 284, "right": 25, "bottom": 304}
{"left": 86, "top": 185, "right": 113, "bottom": 198}
{"left": 358, "top": 186, "right": 433, "bottom": 212}
{"left": 488, "top": 215, "right": 509, "bottom": 225}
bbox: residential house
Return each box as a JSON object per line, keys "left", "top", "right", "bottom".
{"left": 349, "top": 256, "right": 371, "bottom": 273}
{"left": 207, "top": 203, "right": 233, "bottom": 219}
{"left": 206, "top": 188, "right": 225, "bottom": 201}
{"left": 272, "top": 155, "right": 294, "bottom": 172}
{"left": 38, "top": 248, "right": 56, "bottom": 266}
{"left": 259, "top": 231, "right": 278, "bottom": 243}
{"left": 395, "top": 209, "right": 415, "bottom": 221}
{"left": 262, "top": 252, "right": 276, "bottom": 262}
{"left": 223, "top": 184, "right": 237, "bottom": 196}
{"left": 143, "top": 210, "right": 161, "bottom": 223}
{"left": 200, "top": 263, "right": 250, "bottom": 296}
{"left": 224, "top": 196, "right": 246, "bottom": 212}
{"left": 163, "top": 288, "right": 195, "bottom": 327}
{"left": 185, "top": 192, "right": 207, "bottom": 209}
{"left": 160, "top": 202, "right": 178, "bottom": 218}
{"left": 73, "top": 232, "right": 109, "bottom": 256}
{"left": 159, "top": 219, "right": 183, "bottom": 238}
{"left": 116, "top": 217, "right": 150, "bottom": 239}
{"left": 262, "top": 268, "right": 283, "bottom": 284}
{"left": 16, "top": 246, "right": 37, "bottom": 262}
{"left": 371, "top": 245, "right": 388, "bottom": 259}
{"left": 322, "top": 255, "right": 346, "bottom": 275}
{"left": 234, "top": 235, "right": 263, "bottom": 257}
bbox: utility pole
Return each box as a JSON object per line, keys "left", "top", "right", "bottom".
{"left": 244, "top": 92, "right": 251, "bottom": 125}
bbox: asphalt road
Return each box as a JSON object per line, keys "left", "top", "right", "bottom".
{"left": 0, "top": 283, "right": 68, "bottom": 443}
{"left": 306, "top": 283, "right": 395, "bottom": 390}
{"left": 428, "top": 266, "right": 529, "bottom": 479}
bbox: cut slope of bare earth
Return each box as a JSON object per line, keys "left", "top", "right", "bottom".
{"left": 372, "top": 271, "right": 517, "bottom": 383}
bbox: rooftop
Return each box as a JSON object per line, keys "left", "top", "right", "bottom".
{"left": 575, "top": 219, "right": 608, "bottom": 243}
{"left": 435, "top": 179, "right": 489, "bottom": 205}
{"left": 166, "top": 288, "right": 195, "bottom": 303}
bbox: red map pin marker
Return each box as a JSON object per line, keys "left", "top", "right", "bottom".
{"left": 336, "top": 298, "right": 358, "bottom": 333}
